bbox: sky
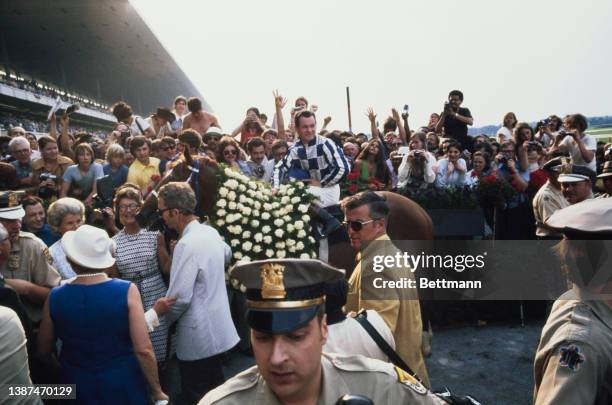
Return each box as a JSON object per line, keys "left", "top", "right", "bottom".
{"left": 131, "top": 0, "right": 612, "bottom": 133}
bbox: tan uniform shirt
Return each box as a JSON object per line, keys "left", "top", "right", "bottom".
{"left": 533, "top": 288, "right": 612, "bottom": 405}
{"left": 200, "top": 353, "right": 445, "bottom": 405}
{"left": 345, "top": 234, "right": 430, "bottom": 388}
{"left": 533, "top": 180, "right": 569, "bottom": 238}
{"left": 0, "top": 232, "right": 61, "bottom": 322}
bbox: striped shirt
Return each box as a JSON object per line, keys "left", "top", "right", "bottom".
{"left": 272, "top": 135, "right": 349, "bottom": 188}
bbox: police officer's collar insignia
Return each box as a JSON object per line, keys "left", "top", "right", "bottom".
{"left": 394, "top": 366, "right": 427, "bottom": 395}
{"left": 559, "top": 344, "right": 585, "bottom": 371}
{"left": 260, "top": 263, "right": 286, "bottom": 299}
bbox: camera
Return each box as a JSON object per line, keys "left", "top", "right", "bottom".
{"left": 413, "top": 150, "right": 425, "bottom": 159}
{"left": 539, "top": 118, "right": 550, "bottom": 127}
{"left": 498, "top": 156, "right": 509, "bottom": 165}
{"left": 65, "top": 103, "right": 80, "bottom": 116}
{"left": 39, "top": 172, "right": 58, "bottom": 183}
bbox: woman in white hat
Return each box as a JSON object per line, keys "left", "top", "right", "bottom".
{"left": 38, "top": 225, "right": 168, "bottom": 404}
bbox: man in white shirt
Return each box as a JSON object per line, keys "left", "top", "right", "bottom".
{"left": 157, "top": 182, "right": 239, "bottom": 405}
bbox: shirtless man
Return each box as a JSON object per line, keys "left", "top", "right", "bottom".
{"left": 182, "top": 97, "right": 220, "bottom": 136}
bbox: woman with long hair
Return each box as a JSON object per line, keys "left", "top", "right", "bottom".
{"left": 351, "top": 140, "right": 392, "bottom": 190}
{"left": 397, "top": 132, "right": 436, "bottom": 190}
{"left": 435, "top": 141, "right": 467, "bottom": 188}
{"left": 465, "top": 151, "right": 493, "bottom": 187}
{"left": 496, "top": 112, "right": 517, "bottom": 143}
{"left": 216, "top": 136, "right": 252, "bottom": 177}
{"left": 513, "top": 122, "right": 534, "bottom": 172}
{"left": 30, "top": 136, "right": 74, "bottom": 200}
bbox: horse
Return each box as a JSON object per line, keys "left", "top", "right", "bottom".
{"left": 137, "top": 150, "right": 434, "bottom": 273}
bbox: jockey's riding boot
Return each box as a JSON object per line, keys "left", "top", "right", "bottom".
{"left": 309, "top": 203, "right": 342, "bottom": 238}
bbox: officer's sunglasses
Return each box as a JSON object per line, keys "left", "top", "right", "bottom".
{"left": 342, "top": 219, "right": 379, "bottom": 232}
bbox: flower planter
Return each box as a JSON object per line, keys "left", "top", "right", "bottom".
{"left": 426, "top": 208, "right": 485, "bottom": 238}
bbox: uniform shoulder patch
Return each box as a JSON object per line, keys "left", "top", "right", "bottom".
{"left": 559, "top": 344, "right": 585, "bottom": 371}
{"left": 394, "top": 366, "right": 427, "bottom": 395}
{"left": 42, "top": 247, "right": 53, "bottom": 265}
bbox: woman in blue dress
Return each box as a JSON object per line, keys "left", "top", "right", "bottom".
{"left": 38, "top": 225, "right": 167, "bottom": 404}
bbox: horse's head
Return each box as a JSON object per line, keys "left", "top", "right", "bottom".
{"left": 136, "top": 155, "right": 219, "bottom": 228}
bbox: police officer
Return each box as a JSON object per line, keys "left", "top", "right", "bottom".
{"left": 200, "top": 258, "right": 447, "bottom": 405}
{"left": 532, "top": 156, "right": 569, "bottom": 239}
{"left": 533, "top": 198, "right": 612, "bottom": 404}
{"left": 0, "top": 191, "right": 60, "bottom": 323}
{"left": 556, "top": 162, "right": 596, "bottom": 205}
{"left": 596, "top": 161, "right": 612, "bottom": 198}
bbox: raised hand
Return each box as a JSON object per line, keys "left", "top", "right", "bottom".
{"left": 391, "top": 108, "right": 401, "bottom": 123}
{"left": 366, "top": 108, "right": 377, "bottom": 123}
{"left": 273, "top": 90, "right": 287, "bottom": 109}
{"left": 323, "top": 116, "right": 332, "bottom": 126}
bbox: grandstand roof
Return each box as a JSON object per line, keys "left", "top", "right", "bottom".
{"left": 0, "top": 0, "right": 209, "bottom": 116}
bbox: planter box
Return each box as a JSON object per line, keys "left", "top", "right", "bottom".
{"left": 426, "top": 209, "right": 485, "bottom": 238}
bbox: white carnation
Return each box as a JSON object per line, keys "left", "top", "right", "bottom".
{"left": 216, "top": 219, "right": 225, "bottom": 227}
{"left": 283, "top": 215, "right": 292, "bottom": 222}
{"left": 287, "top": 224, "right": 295, "bottom": 233}
{"left": 243, "top": 241, "right": 253, "bottom": 251}
{"left": 291, "top": 196, "right": 300, "bottom": 204}
{"left": 265, "top": 249, "right": 274, "bottom": 258}
{"left": 295, "top": 221, "right": 304, "bottom": 230}
{"left": 300, "top": 253, "right": 310, "bottom": 259}
{"left": 261, "top": 212, "right": 271, "bottom": 220}
{"left": 288, "top": 246, "right": 296, "bottom": 253}
{"left": 262, "top": 225, "right": 271, "bottom": 234}
{"left": 239, "top": 195, "right": 247, "bottom": 203}
{"left": 254, "top": 233, "right": 263, "bottom": 242}
{"left": 296, "top": 241, "right": 305, "bottom": 250}
{"left": 234, "top": 251, "right": 243, "bottom": 260}
{"left": 217, "top": 209, "right": 227, "bottom": 217}
{"left": 249, "top": 182, "right": 257, "bottom": 190}
{"left": 228, "top": 201, "right": 237, "bottom": 210}
{"left": 252, "top": 210, "right": 260, "bottom": 217}
{"left": 242, "top": 231, "right": 252, "bottom": 239}
{"left": 263, "top": 235, "right": 272, "bottom": 244}
{"left": 230, "top": 239, "right": 240, "bottom": 247}
{"left": 241, "top": 255, "right": 251, "bottom": 262}
{"left": 242, "top": 207, "right": 252, "bottom": 216}
{"left": 274, "top": 219, "right": 284, "bottom": 227}
{"left": 308, "top": 236, "right": 315, "bottom": 243}
{"left": 298, "top": 204, "right": 309, "bottom": 213}
{"left": 276, "top": 250, "right": 286, "bottom": 259}
{"left": 281, "top": 196, "right": 290, "bottom": 204}
{"left": 216, "top": 199, "right": 227, "bottom": 208}
{"left": 272, "top": 202, "right": 280, "bottom": 209}
{"left": 227, "top": 191, "right": 237, "bottom": 201}
{"left": 297, "top": 230, "right": 306, "bottom": 238}
{"left": 251, "top": 220, "right": 260, "bottom": 228}
{"left": 238, "top": 184, "right": 247, "bottom": 192}
{"left": 302, "top": 214, "right": 309, "bottom": 222}
{"left": 254, "top": 201, "right": 261, "bottom": 210}
{"left": 253, "top": 245, "right": 262, "bottom": 253}
{"left": 275, "top": 242, "right": 286, "bottom": 249}
{"left": 286, "top": 239, "right": 296, "bottom": 247}
{"left": 287, "top": 188, "right": 295, "bottom": 196}
{"left": 274, "top": 229, "right": 284, "bottom": 238}
{"left": 219, "top": 187, "right": 229, "bottom": 197}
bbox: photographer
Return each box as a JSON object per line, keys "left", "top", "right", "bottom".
{"left": 494, "top": 140, "right": 531, "bottom": 239}
{"left": 435, "top": 90, "right": 474, "bottom": 151}
{"left": 111, "top": 101, "right": 155, "bottom": 140}
{"left": 30, "top": 136, "right": 73, "bottom": 201}
{"left": 397, "top": 132, "right": 436, "bottom": 190}
{"left": 550, "top": 113, "right": 596, "bottom": 173}
{"left": 513, "top": 122, "right": 535, "bottom": 172}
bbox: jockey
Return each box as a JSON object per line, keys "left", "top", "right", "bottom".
{"left": 272, "top": 110, "right": 349, "bottom": 237}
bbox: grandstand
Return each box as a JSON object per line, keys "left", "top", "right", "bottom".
{"left": 0, "top": 0, "right": 208, "bottom": 135}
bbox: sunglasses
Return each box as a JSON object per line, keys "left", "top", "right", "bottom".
{"left": 342, "top": 219, "right": 378, "bottom": 232}
{"left": 157, "top": 207, "right": 173, "bottom": 215}
{"left": 224, "top": 149, "right": 237, "bottom": 156}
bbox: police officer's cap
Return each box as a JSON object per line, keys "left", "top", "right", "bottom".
{"left": 0, "top": 191, "right": 26, "bottom": 220}
{"left": 230, "top": 258, "right": 345, "bottom": 334}
{"left": 546, "top": 198, "right": 612, "bottom": 238}
{"left": 597, "top": 161, "right": 612, "bottom": 179}
{"left": 542, "top": 156, "right": 564, "bottom": 172}
{"left": 556, "top": 163, "right": 596, "bottom": 184}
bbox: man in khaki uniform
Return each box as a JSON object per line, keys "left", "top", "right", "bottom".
{"left": 595, "top": 161, "right": 611, "bottom": 198}
{"left": 532, "top": 157, "right": 569, "bottom": 239}
{"left": 533, "top": 198, "right": 612, "bottom": 404}
{"left": 342, "top": 191, "right": 430, "bottom": 388}
{"left": 200, "top": 259, "right": 446, "bottom": 405}
{"left": 0, "top": 191, "right": 60, "bottom": 323}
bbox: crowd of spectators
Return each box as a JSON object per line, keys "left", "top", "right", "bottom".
{"left": 0, "top": 88, "right": 611, "bottom": 404}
